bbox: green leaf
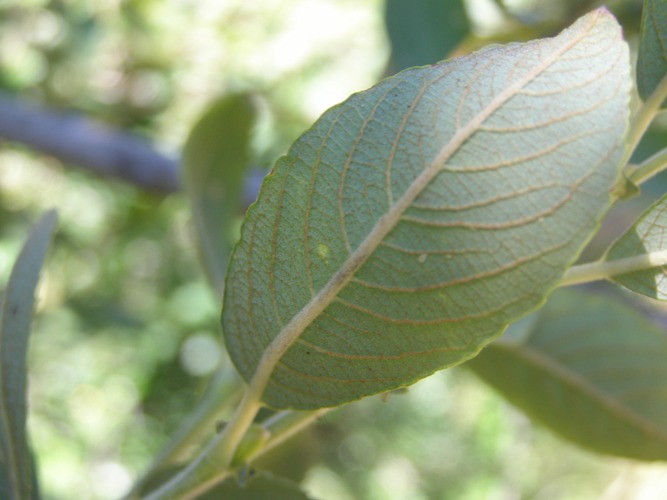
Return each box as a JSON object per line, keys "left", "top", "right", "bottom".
{"left": 605, "top": 193, "right": 667, "bottom": 299}
{"left": 467, "top": 290, "right": 667, "bottom": 460}
{"left": 637, "top": 0, "right": 667, "bottom": 108}
{"left": 231, "top": 423, "right": 270, "bottom": 467}
{"left": 182, "top": 94, "right": 256, "bottom": 297}
{"left": 222, "top": 10, "right": 630, "bottom": 410}
{"left": 198, "top": 470, "right": 314, "bottom": 500}
{"left": 0, "top": 210, "right": 58, "bottom": 500}
{"left": 384, "top": 0, "right": 469, "bottom": 73}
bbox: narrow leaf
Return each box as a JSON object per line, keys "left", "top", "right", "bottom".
{"left": 223, "top": 10, "right": 630, "bottom": 410}
{"left": 0, "top": 210, "right": 58, "bottom": 499}
{"left": 467, "top": 290, "right": 667, "bottom": 460}
{"left": 0, "top": 452, "right": 40, "bottom": 500}
{"left": 384, "top": 0, "right": 469, "bottom": 73}
{"left": 606, "top": 193, "right": 667, "bottom": 299}
{"left": 182, "top": 94, "right": 256, "bottom": 296}
{"left": 637, "top": 0, "right": 667, "bottom": 108}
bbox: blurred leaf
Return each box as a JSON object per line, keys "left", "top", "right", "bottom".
{"left": 0, "top": 452, "right": 40, "bottom": 500}
{"left": 0, "top": 210, "right": 58, "bottom": 500}
{"left": 182, "top": 94, "right": 257, "bottom": 297}
{"left": 637, "top": 0, "right": 667, "bottom": 108}
{"left": 223, "top": 11, "right": 630, "bottom": 410}
{"left": 498, "top": 311, "right": 541, "bottom": 345}
{"left": 467, "top": 289, "right": 667, "bottom": 460}
{"left": 199, "top": 470, "right": 314, "bottom": 500}
{"left": 605, "top": 193, "right": 667, "bottom": 299}
{"left": 384, "top": 0, "right": 469, "bottom": 73}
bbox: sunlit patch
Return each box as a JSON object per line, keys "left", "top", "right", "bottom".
{"left": 180, "top": 332, "right": 222, "bottom": 377}
{"left": 317, "top": 243, "right": 330, "bottom": 264}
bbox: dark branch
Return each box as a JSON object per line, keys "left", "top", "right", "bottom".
{"left": 0, "top": 93, "right": 181, "bottom": 194}
{"left": 0, "top": 93, "right": 268, "bottom": 207}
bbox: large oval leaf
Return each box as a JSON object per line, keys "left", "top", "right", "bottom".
{"left": 605, "top": 193, "right": 667, "bottom": 299}
{"left": 467, "top": 289, "right": 667, "bottom": 460}
{"left": 637, "top": 0, "right": 667, "bottom": 108}
{"left": 222, "top": 9, "right": 630, "bottom": 410}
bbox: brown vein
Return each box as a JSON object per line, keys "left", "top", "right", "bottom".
{"left": 479, "top": 77, "right": 619, "bottom": 130}
{"left": 294, "top": 337, "right": 468, "bottom": 361}
{"left": 378, "top": 240, "right": 495, "bottom": 256}
{"left": 443, "top": 125, "right": 612, "bottom": 173}
{"left": 350, "top": 234, "right": 573, "bottom": 292}
{"left": 304, "top": 113, "right": 341, "bottom": 296}
{"left": 383, "top": 68, "right": 455, "bottom": 206}
{"left": 332, "top": 293, "right": 524, "bottom": 326}
{"left": 338, "top": 82, "right": 399, "bottom": 254}
{"left": 268, "top": 158, "right": 293, "bottom": 330}
{"left": 411, "top": 183, "right": 561, "bottom": 211}
{"left": 400, "top": 190, "right": 571, "bottom": 230}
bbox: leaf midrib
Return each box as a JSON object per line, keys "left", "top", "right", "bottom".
{"left": 251, "top": 12, "right": 603, "bottom": 393}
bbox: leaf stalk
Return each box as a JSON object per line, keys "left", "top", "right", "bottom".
{"left": 560, "top": 250, "right": 667, "bottom": 286}
{"left": 126, "top": 367, "right": 243, "bottom": 498}
{"left": 628, "top": 146, "right": 667, "bottom": 186}
{"left": 139, "top": 405, "right": 325, "bottom": 499}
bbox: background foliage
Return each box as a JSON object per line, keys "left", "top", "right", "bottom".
{"left": 1, "top": 0, "right": 666, "bottom": 498}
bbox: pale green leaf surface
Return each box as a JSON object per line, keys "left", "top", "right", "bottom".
{"left": 223, "top": 10, "right": 630, "bottom": 410}
{"left": 182, "top": 94, "right": 256, "bottom": 296}
{"left": 467, "top": 290, "right": 667, "bottom": 460}
{"left": 637, "top": 0, "right": 667, "bottom": 107}
{"left": 0, "top": 210, "right": 58, "bottom": 499}
{"left": 384, "top": 0, "right": 469, "bottom": 73}
{"left": 606, "top": 193, "right": 667, "bottom": 299}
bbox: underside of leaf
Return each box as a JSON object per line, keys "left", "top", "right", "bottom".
{"left": 222, "top": 9, "right": 630, "bottom": 410}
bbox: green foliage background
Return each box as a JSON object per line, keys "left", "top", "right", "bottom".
{"left": 0, "top": 0, "right": 666, "bottom": 498}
